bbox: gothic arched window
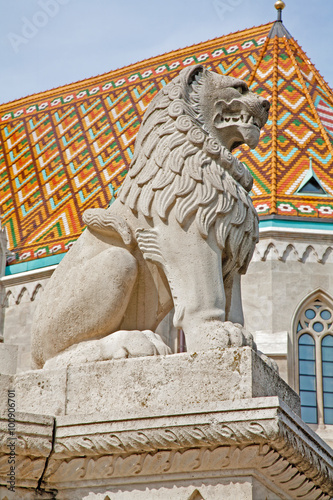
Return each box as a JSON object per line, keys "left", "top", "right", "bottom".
{"left": 296, "top": 295, "right": 333, "bottom": 425}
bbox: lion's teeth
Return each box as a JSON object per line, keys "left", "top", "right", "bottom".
{"left": 249, "top": 116, "right": 254, "bottom": 124}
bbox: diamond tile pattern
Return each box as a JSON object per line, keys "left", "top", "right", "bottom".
{"left": 1, "top": 21, "right": 333, "bottom": 264}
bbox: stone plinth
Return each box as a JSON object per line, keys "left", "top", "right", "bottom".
{"left": 0, "top": 349, "right": 332, "bottom": 499}
{"left": 5, "top": 348, "right": 300, "bottom": 418}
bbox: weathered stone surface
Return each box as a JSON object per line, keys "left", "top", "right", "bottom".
{"left": 1, "top": 273, "right": 51, "bottom": 373}
{"left": 0, "top": 344, "right": 18, "bottom": 375}
{"left": 0, "top": 374, "right": 13, "bottom": 412}
{"left": 13, "top": 368, "right": 67, "bottom": 416}
{"left": 65, "top": 347, "right": 299, "bottom": 418}
{"left": 1, "top": 349, "right": 299, "bottom": 418}
{"left": 0, "top": 411, "right": 54, "bottom": 494}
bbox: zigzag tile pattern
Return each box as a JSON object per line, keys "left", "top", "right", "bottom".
{"left": 1, "top": 21, "right": 333, "bottom": 265}
{"left": 242, "top": 35, "right": 333, "bottom": 219}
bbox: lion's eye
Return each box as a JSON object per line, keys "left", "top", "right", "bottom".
{"left": 235, "top": 86, "right": 243, "bottom": 94}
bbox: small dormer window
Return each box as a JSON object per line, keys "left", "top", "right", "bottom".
{"left": 295, "top": 158, "right": 328, "bottom": 197}
{"left": 298, "top": 177, "right": 326, "bottom": 195}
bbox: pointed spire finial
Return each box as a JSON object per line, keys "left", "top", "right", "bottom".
{"left": 275, "top": 1, "right": 285, "bottom": 21}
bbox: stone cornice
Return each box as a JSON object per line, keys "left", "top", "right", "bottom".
{"left": 43, "top": 398, "right": 332, "bottom": 497}
{"left": 0, "top": 412, "right": 54, "bottom": 490}
{"left": 0, "top": 265, "right": 56, "bottom": 287}
{"left": 1, "top": 398, "right": 330, "bottom": 498}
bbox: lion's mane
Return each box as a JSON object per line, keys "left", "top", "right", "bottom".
{"left": 117, "top": 65, "right": 258, "bottom": 280}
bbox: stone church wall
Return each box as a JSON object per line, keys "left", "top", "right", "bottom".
{"left": 1, "top": 277, "right": 49, "bottom": 372}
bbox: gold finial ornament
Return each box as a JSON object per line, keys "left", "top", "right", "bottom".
{"left": 275, "top": 0, "right": 285, "bottom": 9}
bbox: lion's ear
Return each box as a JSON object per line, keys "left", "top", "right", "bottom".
{"left": 186, "top": 65, "right": 205, "bottom": 86}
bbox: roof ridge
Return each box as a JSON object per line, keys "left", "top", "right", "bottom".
{"left": 289, "top": 38, "right": 333, "bottom": 104}
{"left": 248, "top": 35, "right": 270, "bottom": 88}
{"left": 270, "top": 36, "right": 280, "bottom": 214}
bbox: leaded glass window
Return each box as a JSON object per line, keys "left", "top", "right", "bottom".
{"left": 322, "top": 335, "right": 333, "bottom": 424}
{"left": 296, "top": 298, "right": 333, "bottom": 426}
{"left": 298, "top": 333, "right": 317, "bottom": 423}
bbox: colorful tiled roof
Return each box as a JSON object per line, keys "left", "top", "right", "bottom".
{"left": 1, "top": 19, "right": 333, "bottom": 266}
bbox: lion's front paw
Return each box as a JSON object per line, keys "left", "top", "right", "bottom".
{"left": 206, "top": 321, "right": 256, "bottom": 349}
{"left": 223, "top": 321, "right": 256, "bottom": 349}
{"left": 186, "top": 321, "right": 257, "bottom": 353}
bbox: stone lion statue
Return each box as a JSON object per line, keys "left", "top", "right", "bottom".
{"left": 31, "top": 65, "right": 270, "bottom": 369}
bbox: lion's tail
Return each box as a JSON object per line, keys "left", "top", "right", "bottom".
{"left": 82, "top": 208, "right": 133, "bottom": 246}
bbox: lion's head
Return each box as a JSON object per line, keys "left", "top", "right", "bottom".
{"left": 118, "top": 65, "right": 269, "bottom": 278}
{"left": 192, "top": 68, "right": 270, "bottom": 151}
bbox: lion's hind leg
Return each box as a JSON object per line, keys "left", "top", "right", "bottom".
{"left": 43, "top": 330, "right": 171, "bottom": 370}
{"left": 31, "top": 245, "right": 139, "bottom": 368}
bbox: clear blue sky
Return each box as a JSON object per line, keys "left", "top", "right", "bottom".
{"left": 1, "top": 0, "right": 332, "bottom": 105}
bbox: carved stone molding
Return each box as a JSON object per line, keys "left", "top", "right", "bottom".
{"left": 0, "top": 399, "right": 332, "bottom": 498}
{"left": 45, "top": 445, "right": 331, "bottom": 499}
{"left": 0, "top": 412, "right": 54, "bottom": 489}
{"left": 37, "top": 398, "right": 332, "bottom": 498}
{"left": 1, "top": 282, "right": 44, "bottom": 308}
{"left": 252, "top": 239, "right": 333, "bottom": 263}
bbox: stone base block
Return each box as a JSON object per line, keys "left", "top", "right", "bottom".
{"left": 0, "top": 348, "right": 332, "bottom": 499}
{"left": 3, "top": 347, "right": 300, "bottom": 418}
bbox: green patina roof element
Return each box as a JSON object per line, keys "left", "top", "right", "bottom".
{"left": 5, "top": 253, "right": 65, "bottom": 276}
{"left": 260, "top": 218, "right": 333, "bottom": 232}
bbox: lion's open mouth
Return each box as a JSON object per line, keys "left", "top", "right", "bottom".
{"left": 220, "top": 113, "right": 261, "bottom": 129}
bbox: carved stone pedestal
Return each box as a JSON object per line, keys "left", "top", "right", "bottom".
{"left": 0, "top": 349, "right": 332, "bottom": 499}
